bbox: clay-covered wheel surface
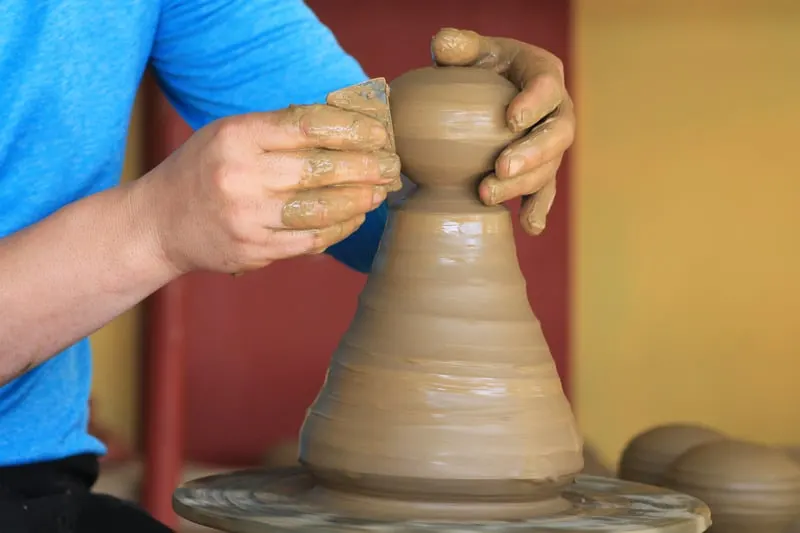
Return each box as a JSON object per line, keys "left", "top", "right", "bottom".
{"left": 173, "top": 467, "right": 711, "bottom": 533}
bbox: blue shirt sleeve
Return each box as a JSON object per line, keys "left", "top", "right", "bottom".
{"left": 150, "top": 0, "right": 387, "bottom": 273}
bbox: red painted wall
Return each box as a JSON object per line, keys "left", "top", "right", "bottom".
{"left": 159, "top": 0, "right": 573, "bottom": 466}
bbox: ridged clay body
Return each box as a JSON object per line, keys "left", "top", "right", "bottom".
{"left": 299, "top": 66, "right": 583, "bottom": 507}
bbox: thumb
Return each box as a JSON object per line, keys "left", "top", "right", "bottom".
{"left": 431, "top": 28, "right": 493, "bottom": 67}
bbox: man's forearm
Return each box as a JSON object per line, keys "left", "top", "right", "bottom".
{"left": 0, "top": 177, "right": 177, "bottom": 384}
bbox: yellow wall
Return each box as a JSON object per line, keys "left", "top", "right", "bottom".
{"left": 574, "top": 0, "right": 800, "bottom": 467}
{"left": 89, "top": 95, "right": 144, "bottom": 448}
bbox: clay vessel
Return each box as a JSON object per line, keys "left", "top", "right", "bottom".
{"left": 664, "top": 440, "right": 800, "bottom": 533}
{"left": 618, "top": 423, "right": 725, "bottom": 486}
{"left": 299, "top": 66, "right": 583, "bottom": 507}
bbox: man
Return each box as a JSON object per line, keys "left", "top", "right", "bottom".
{"left": 0, "top": 1, "right": 575, "bottom": 531}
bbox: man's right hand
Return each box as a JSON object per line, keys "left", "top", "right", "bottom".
{"left": 137, "top": 104, "right": 399, "bottom": 275}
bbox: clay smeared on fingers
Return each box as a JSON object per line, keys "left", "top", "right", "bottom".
{"left": 495, "top": 115, "right": 572, "bottom": 180}
{"left": 295, "top": 149, "right": 399, "bottom": 190}
{"left": 283, "top": 104, "right": 388, "bottom": 151}
{"left": 507, "top": 77, "right": 565, "bottom": 134}
{"left": 281, "top": 186, "right": 385, "bottom": 230}
{"left": 482, "top": 157, "right": 560, "bottom": 207}
{"left": 259, "top": 149, "right": 400, "bottom": 194}
{"left": 431, "top": 28, "right": 569, "bottom": 137}
{"left": 521, "top": 178, "right": 557, "bottom": 235}
{"left": 309, "top": 213, "right": 366, "bottom": 254}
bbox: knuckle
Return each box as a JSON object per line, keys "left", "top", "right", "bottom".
{"left": 224, "top": 206, "right": 253, "bottom": 243}
{"left": 289, "top": 232, "right": 317, "bottom": 255}
{"left": 547, "top": 119, "right": 574, "bottom": 155}
{"left": 560, "top": 117, "right": 576, "bottom": 146}
{"left": 284, "top": 104, "right": 321, "bottom": 134}
{"left": 551, "top": 56, "right": 565, "bottom": 80}
{"left": 315, "top": 202, "right": 332, "bottom": 227}
{"left": 301, "top": 149, "right": 337, "bottom": 184}
{"left": 535, "top": 72, "right": 562, "bottom": 101}
{"left": 211, "top": 115, "right": 246, "bottom": 151}
{"left": 283, "top": 195, "right": 328, "bottom": 229}
{"left": 210, "top": 162, "right": 243, "bottom": 199}
{"left": 283, "top": 103, "right": 309, "bottom": 125}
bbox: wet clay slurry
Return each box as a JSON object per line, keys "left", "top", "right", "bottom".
{"left": 298, "top": 66, "right": 583, "bottom": 515}
{"left": 664, "top": 440, "right": 800, "bottom": 533}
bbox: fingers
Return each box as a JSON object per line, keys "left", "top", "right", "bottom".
{"left": 480, "top": 154, "right": 560, "bottom": 236}
{"left": 494, "top": 103, "right": 575, "bottom": 180}
{"left": 229, "top": 104, "right": 391, "bottom": 153}
{"left": 251, "top": 148, "right": 397, "bottom": 231}
{"left": 260, "top": 149, "right": 400, "bottom": 191}
{"left": 268, "top": 215, "right": 367, "bottom": 259}
{"left": 520, "top": 179, "right": 557, "bottom": 236}
{"left": 280, "top": 186, "right": 386, "bottom": 230}
{"left": 308, "top": 214, "right": 366, "bottom": 253}
{"left": 431, "top": 28, "right": 568, "bottom": 135}
{"left": 506, "top": 75, "right": 570, "bottom": 134}
{"left": 234, "top": 214, "right": 367, "bottom": 271}
{"left": 480, "top": 156, "right": 560, "bottom": 206}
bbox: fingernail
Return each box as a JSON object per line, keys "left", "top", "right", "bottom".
{"left": 377, "top": 152, "right": 401, "bottom": 180}
{"left": 506, "top": 155, "right": 525, "bottom": 177}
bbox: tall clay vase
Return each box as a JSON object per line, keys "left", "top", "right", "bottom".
{"left": 299, "top": 67, "right": 583, "bottom": 504}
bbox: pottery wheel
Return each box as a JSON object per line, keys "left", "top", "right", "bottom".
{"left": 173, "top": 467, "right": 711, "bottom": 533}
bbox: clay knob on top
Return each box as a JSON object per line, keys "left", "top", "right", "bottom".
{"left": 389, "top": 66, "right": 524, "bottom": 192}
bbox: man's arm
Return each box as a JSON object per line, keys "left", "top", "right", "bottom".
{"left": 151, "top": 0, "right": 387, "bottom": 273}
{"left": 0, "top": 179, "right": 176, "bottom": 384}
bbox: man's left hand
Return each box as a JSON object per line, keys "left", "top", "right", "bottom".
{"left": 431, "top": 28, "right": 575, "bottom": 235}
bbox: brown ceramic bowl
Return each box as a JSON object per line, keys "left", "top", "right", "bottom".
{"left": 664, "top": 440, "right": 800, "bottom": 533}
{"left": 618, "top": 423, "right": 725, "bottom": 486}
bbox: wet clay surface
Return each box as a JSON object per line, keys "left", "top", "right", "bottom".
{"left": 267, "top": 440, "right": 613, "bottom": 479}
{"left": 297, "top": 66, "right": 583, "bottom": 509}
{"left": 618, "top": 424, "right": 727, "bottom": 487}
{"left": 664, "top": 440, "right": 800, "bottom": 533}
{"left": 173, "top": 468, "right": 710, "bottom": 532}
{"left": 388, "top": 66, "right": 524, "bottom": 197}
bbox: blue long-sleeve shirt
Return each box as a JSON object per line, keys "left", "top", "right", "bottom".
{"left": 0, "top": 0, "right": 385, "bottom": 466}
